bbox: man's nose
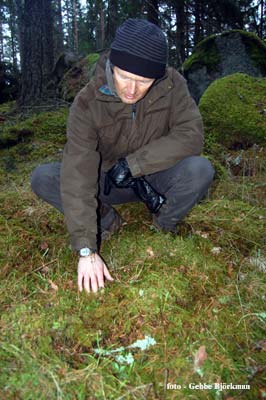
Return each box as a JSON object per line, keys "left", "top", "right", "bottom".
{"left": 127, "top": 79, "right": 136, "bottom": 94}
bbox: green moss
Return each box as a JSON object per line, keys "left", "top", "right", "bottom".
{"left": 199, "top": 73, "right": 266, "bottom": 149}
{"left": 0, "top": 107, "right": 68, "bottom": 179}
{"left": 0, "top": 100, "right": 15, "bottom": 114}
{"left": 183, "top": 35, "right": 220, "bottom": 73}
{"left": 0, "top": 108, "right": 67, "bottom": 150}
{"left": 0, "top": 192, "right": 265, "bottom": 399}
{"left": 86, "top": 52, "right": 100, "bottom": 67}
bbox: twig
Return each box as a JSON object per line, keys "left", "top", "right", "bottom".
{"left": 235, "top": 284, "right": 249, "bottom": 348}
{"left": 237, "top": 312, "right": 266, "bottom": 325}
{"left": 16, "top": 259, "right": 58, "bottom": 283}
{"left": 116, "top": 383, "right": 153, "bottom": 400}
{"left": 206, "top": 329, "right": 227, "bottom": 353}
{"left": 47, "top": 370, "right": 63, "bottom": 400}
{"left": 164, "top": 368, "right": 169, "bottom": 396}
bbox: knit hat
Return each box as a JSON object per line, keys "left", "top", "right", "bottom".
{"left": 110, "top": 18, "right": 167, "bottom": 79}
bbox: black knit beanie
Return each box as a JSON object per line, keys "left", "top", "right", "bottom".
{"left": 110, "top": 18, "right": 167, "bottom": 79}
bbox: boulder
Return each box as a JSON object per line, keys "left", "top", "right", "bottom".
{"left": 199, "top": 73, "right": 266, "bottom": 151}
{"left": 51, "top": 52, "right": 79, "bottom": 85}
{"left": 58, "top": 53, "right": 100, "bottom": 102}
{"left": 183, "top": 30, "right": 266, "bottom": 103}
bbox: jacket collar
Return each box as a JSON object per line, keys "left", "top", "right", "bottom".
{"left": 98, "top": 59, "right": 118, "bottom": 96}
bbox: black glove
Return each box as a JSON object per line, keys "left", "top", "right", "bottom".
{"left": 104, "top": 158, "right": 165, "bottom": 214}
{"left": 104, "top": 158, "right": 134, "bottom": 195}
{"left": 133, "top": 177, "right": 166, "bottom": 213}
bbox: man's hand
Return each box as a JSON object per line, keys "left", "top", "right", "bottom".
{"left": 104, "top": 158, "right": 165, "bottom": 213}
{"left": 133, "top": 177, "right": 166, "bottom": 213}
{"left": 77, "top": 253, "right": 114, "bottom": 293}
{"left": 104, "top": 158, "right": 134, "bottom": 195}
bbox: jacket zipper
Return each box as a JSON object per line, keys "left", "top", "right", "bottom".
{"left": 132, "top": 103, "right": 136, "bottom": 121}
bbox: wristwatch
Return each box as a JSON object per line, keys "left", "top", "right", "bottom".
{"left": 79, "top": 247, "right": 96, "bottom": 257}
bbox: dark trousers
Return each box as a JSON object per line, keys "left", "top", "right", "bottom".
{"left": 31, "top": 156, "right": 214, "bottom": 232}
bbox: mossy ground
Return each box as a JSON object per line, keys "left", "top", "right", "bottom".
{"left": 0, "top": 104, "right": 265, "bottom": 399}
{"left": 182, "top": 35, "right": 220, "bottom": 73}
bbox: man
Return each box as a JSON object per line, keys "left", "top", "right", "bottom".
{"left": 31, "top": 19, "right": 214, "bottom": 294}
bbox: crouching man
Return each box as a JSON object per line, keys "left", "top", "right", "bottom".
{"left": 31, "top": 19, "right": 214, "bottom": 293}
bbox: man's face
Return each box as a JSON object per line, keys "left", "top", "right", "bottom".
{"left": 113, "top": 66, "right": 155, "bottom": 104}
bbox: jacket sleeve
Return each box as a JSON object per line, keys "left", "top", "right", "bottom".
{"left": 60, "top": 89, "right": 100, "bottom": 251}
{"left": 126, "top": 72, "right": 204, "bottom": 177}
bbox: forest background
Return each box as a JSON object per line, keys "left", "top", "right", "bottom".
{"left": 0, "top": 0, "right": 266, "bottom": 106}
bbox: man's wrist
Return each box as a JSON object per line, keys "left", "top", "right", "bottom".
{"left": 79, "top": 247, "right": 97, "bottom": 257}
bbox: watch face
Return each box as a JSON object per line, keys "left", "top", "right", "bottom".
{"left": 80, "top": 247, "right": 91, "bottom": 257}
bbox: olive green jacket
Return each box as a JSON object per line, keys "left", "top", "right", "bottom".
{"left": 61, "top": 53, "right": 204, "bottom": 250}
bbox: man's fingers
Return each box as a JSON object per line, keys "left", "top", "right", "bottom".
{"left": 77, "top": 271, "right": 84, "bottom": 292}
{"left": 97, "top": 270, "right": 105, "bottom": 289}
{"left": 77, "top": 255, "right": 113, "bottom": 295}
{"left": 104, "top": 265, "right": 114, "bottom": 281}
{"left": 90, "top": 273, "right": 98, "bottom": 293}
{"left": 83, "top": 273, "right": 91, "bottom": 293}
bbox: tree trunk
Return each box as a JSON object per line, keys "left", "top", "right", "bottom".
{"left": 16, "top": 0, "right": 54, "bottom": 105}
{"left": 0, "top": 2, "right": 4, "bottom": 62}
{"left": 55, "top": 0, "right": 64, "bottom": 57}
{"left": 174, "top": 0, "right": 186, "bottom": 67}
{"left": 106, "top": 0, "right": 118, "bottom": 45}
{"left": 259, "top": 0, "right": 264, "bottom": 38}
{"left": 194, "top": 0, "right": 204, "bottom": 45}
{"left": 95, "top": 0, "right": 105, "bottom": 50}
{"left": 127, "top": 0, "right": 144, "bottom": 18}
{"left": 72, "top": 0, "right": 79, "bottom": 53}
{"left": 65, "top": 0, "right": 72, "bottom": 49}
{"left": 147, "top": 0, "right": 159, "bottom": 26}
{"left": 0, "top": 21, "right": 3, "bottom": 63}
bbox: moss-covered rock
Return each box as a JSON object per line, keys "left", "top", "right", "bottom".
{"left": 183, "top": 30, "right": 266, "bottom": 103}
{"left": 51, "top": 52, "right": 79, "bottom": 85}
{"left": 59, "top": 52, "right": 100, "bottom": 102}
{"left": 0, "top": 128, "right": 34, "bottom": 149}
{"left": 183, "top": 34, "right": 220, "bottom": 74}
{"left": 199, "top": 73, "right": 266, "bottom": 150}
{"left": 0, "top": 107, "right": 68, "bottom": 178}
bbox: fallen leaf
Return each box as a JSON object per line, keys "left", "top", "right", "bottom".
{"left": 195, "top": 231, "right": 209, "bottom": 239}
{"left": 227, "top": 263, "right": 234, "bottom": 278}
{"left": 48, "top": 279, "right": 58, "bottom": 291}
{"left": 254, "top": 340, "right": 266, "bottom": 351}
{"left": 211, "top": 247, "right": 221, "bottom": 255}
{"left": 23, "top": 206, "right": 36, "bottom": 216}
{"left": 40, "top": 242, "right": 49, "bottom": 250}
{"left": 146, "top": 246, "right": 155, "bottom": 257}
{"left": 194, "top": 345, "right": 208, "bottom": 369}
{"left": 41, "top": 266, "right": 50, "bottom": 274}
{"left": 178, "top": 265, "right": 187, "bottom": 273}
{"left": 259, "top": 388, "right": 266, "bottom": 399}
